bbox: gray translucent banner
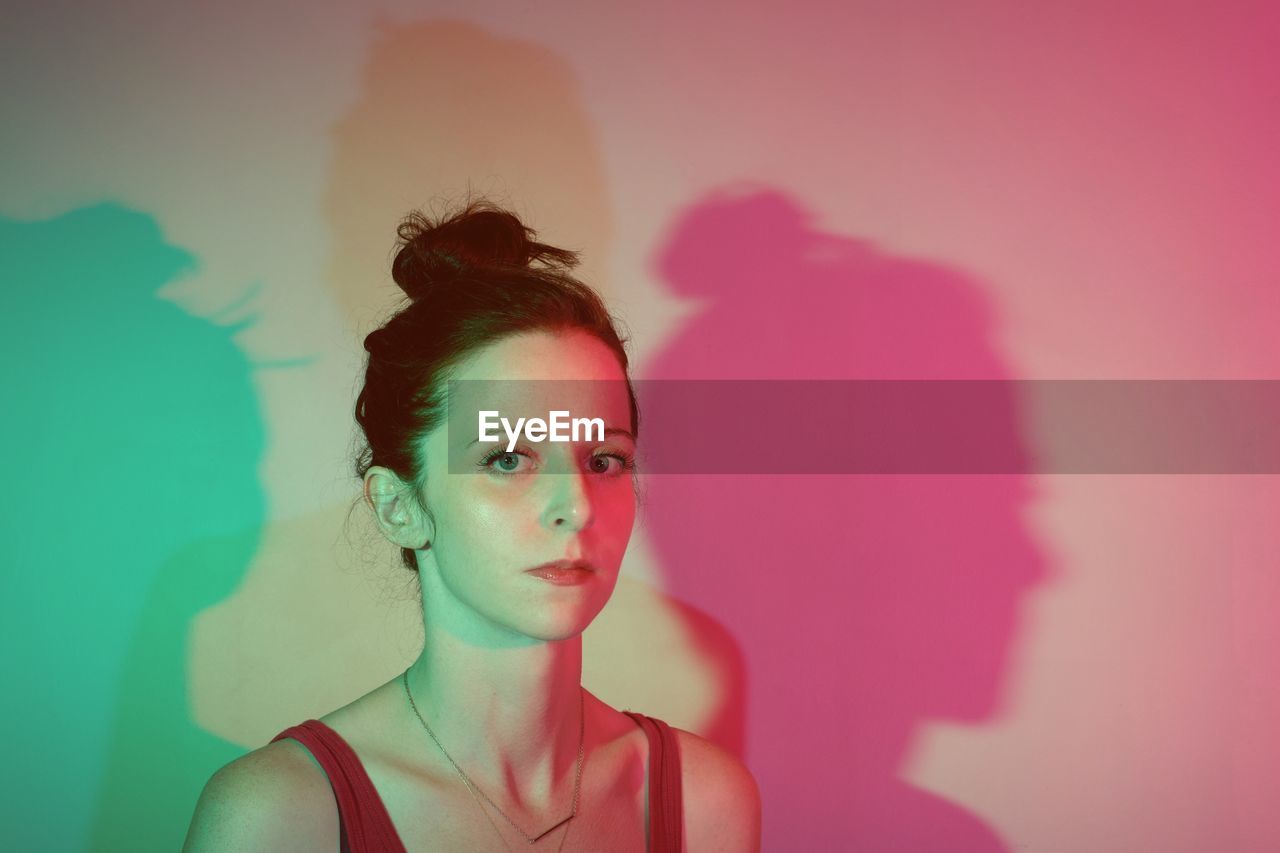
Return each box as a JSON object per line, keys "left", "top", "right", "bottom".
{"left": 445, "top": 380, "right": 1280, "bottom": 474}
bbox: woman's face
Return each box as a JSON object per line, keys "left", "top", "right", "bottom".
{"left": 416, "top": 329, "right": 638, "bottom": 644}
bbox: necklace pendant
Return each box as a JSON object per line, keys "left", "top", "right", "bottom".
{"left": 531, "top": 813, "right": 573, "bottom": 842}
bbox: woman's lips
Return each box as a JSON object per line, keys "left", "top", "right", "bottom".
{"left": 525, "top": 559, "right": 595, "bottom": 585}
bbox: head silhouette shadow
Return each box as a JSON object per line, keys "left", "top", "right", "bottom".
{"left": 0, "top": 203, "right": 269, "bottom": 852}
{"left": 290, "top": 16, "right": 743, "bottom": 744}
{"left": 638, "top": 184, "right": 1055, "bottom": 851}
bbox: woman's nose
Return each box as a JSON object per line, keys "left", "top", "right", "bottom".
{"left": 545, "top": 466, "right": 592, "bottom": 531}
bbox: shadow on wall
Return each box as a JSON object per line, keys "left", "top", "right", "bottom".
{"left": 186, "top": 15, "right": 743, "bottom": 745}
{"left": 321, "top": 15, "right": 743, "bottom": 738}
{"left": 0, "top": 203, "right": 270, "bottom": 852}
{"left": 325, "top": 17, "right": 616, "bottom": 326}
{"left": 639, "top": 185, "right": 1057, "bottom": 851}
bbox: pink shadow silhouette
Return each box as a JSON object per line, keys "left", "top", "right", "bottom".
{"left": 639, "top": 186, "right": 1054, "bottom": 851}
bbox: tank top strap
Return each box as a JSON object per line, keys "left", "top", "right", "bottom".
{"left": 271, "top": 720, "right": 407, "bottom": 853}
{"left": 623, "top": 711, "right": 684, "bottom": 853}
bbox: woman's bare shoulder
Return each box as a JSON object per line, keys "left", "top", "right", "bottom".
{"left": 182, "top": 737, "right": 339, "bottom": 852}
{"left": 669, "top": 726, "right": 762, "bottom": 853}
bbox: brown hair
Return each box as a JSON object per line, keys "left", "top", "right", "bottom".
{"left": 353, "top": 197, "right": 640, "bottom": 571}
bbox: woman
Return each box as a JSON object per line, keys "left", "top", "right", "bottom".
{"left": 183, "top": 198, "right": 762, "bottom": 852}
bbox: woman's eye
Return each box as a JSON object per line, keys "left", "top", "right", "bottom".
{"left": 588, "top": 452, "right": 636, "bottom": 476}
{"left": 479, "top": 447, "right": 635, "bottom": 476}
{"left": 479, "top": 448, "right": 535, "bottom": 474}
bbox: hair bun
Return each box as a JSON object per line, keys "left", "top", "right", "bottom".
{"left": 391, "top": 198, "right": 580, "bottom": 301}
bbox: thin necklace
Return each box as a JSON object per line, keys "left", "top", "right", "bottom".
{"left": 401, "top": 669, "right": 585, "bottom": 851}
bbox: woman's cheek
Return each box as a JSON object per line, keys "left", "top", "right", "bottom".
{"left": 466, "top": 497, "right": 510, "bottom": 542}
{"left": 600, "top": 487, "right": 637, "bottom": 537}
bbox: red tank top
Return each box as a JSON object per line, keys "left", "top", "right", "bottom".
{"left": 270, "top": 710, "right": 683, "bottom": 852}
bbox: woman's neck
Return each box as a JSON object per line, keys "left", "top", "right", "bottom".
{"left": 402, "top": 619, "right": 587, "bottom": 815}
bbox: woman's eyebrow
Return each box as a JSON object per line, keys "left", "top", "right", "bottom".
{"left": 465, "top": 425, "right": 634, "bottom": 447}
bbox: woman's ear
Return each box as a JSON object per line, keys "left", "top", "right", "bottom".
{"left": 363, "top": 466, "right": 433, "bottom": 549}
